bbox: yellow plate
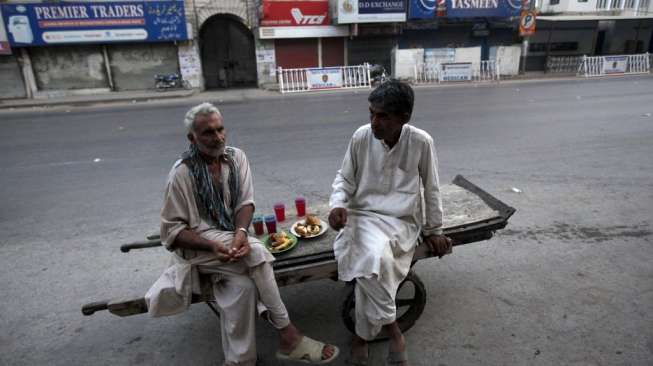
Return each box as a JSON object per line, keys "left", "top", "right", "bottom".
{"left": 262, "top": 231, "right": 298, "bottom": 255}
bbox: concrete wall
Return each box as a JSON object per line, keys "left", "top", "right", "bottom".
{"left": 107, "top": 43, "right": 179, "bottom": 91}
{"left": 0, "top": 55, "right": 26, "bottom": 99}
{"left": 255, "top": 38, "right": 277, "bottom": 88}
{"left": 30, "top": 46, "right": 109, "bottom": 90}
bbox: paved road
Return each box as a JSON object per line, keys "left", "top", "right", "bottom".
{"left": 1, "top": 76, "right": 652, "bottom": 366}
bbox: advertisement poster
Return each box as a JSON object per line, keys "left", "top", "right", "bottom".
{"left": 307, "top": 68, "right": 343, "bottom": 89}
{"left": 440, "top": 62, "right": 472, "bottom": 81}
{"left": 408, "top": 0, "right": 524, "bottom": 19}
{"left": 1, "top": 1, "right": 188, "bottom": 47}
{"left": 261, "top": 0, "right": 329, "bottom": 26}
{"left": 338, "top": 0, "right": 406, "bottom": 23}
{"left": 602, "top": 56, "right": 628, "bottom": 74}
{"left": 0, "top": 9, "right": 11, "bottom": 54}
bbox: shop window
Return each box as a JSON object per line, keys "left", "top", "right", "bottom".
{"left": 550, "top": 0, "right": 560, "bottom": 4}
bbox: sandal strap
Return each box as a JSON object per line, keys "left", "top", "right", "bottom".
{"left": 287, "top": 336, "right": 325, "bottom": 362}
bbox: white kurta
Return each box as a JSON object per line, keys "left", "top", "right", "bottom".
{"left": 145, "top": 147, "right": 285, "bottom": 365}
{"left": 330, "top": 124, "right": 443, "bottom": 338}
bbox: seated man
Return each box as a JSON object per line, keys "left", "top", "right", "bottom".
{"left": 146, "top": 102, "right": 338, "bottom": 366}
{"left": 328, "top": 80, "right": 452, "bottom": 366}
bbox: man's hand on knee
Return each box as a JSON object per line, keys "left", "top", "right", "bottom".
{"left": 328, "top": 207, "right": 348, "bottom": 230}
{"left": 423, "top": 234, "right": 452, "bottom": 258}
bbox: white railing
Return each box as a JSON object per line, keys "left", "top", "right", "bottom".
{"left": 476, "top": 60, "right": 500, "bottom": 82}
{"left": 414, "top": 60, "right": 499, "bottom": 84}
{"left": 277, "top": 64, "right": 371, "bottom": 94}
{"left": 578, "top": 53, "right": 650, "bottom": 77}
{"left": 546, "top": 56, "right": 585, "bottom": 74}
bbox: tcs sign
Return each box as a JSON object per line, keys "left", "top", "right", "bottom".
{"left": 261, "top": 0, "right": 329, "bottom": 26}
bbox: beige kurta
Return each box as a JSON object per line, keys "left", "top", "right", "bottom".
{"left": 330, "top": 124, "right": 443, "bottom": 339}
{"left": 145, "top": 147, "right": 283, "bottom": 365}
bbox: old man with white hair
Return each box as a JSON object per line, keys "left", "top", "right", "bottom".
{"left": 145, "top": 102, "right": 339, "bottom": 366}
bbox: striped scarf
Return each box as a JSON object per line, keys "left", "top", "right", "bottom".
{"left": 182, "top": 144, "right": 240, "bottom": 231}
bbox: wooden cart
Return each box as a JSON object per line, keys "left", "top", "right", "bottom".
{"left": 82, "top": 175, "right": 515, "bottom": 339}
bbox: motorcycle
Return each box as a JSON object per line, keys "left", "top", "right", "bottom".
{"left": 368, "top": 64, "right": 388, "bottom": 86}
{"left": 154, "top": 73, "right": 190, "bottom": 91}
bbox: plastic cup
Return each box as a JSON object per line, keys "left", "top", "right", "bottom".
{"left": 252, "top": 216, "right": 264, "bottom": 236}
{"left": 264, "top": 215, "right": 277, "bottom": 234}
{"left": 295, "top": 197, "right": 306, "bottom": 217}
{"left": 273, "top": 203, "right": 285, "bottom": 222}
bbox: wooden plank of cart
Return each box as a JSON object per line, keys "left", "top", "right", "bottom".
{"left": 82, "top": 175, "right": 515, "bottom": 339}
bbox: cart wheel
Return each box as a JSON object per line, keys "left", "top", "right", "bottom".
{"left": 341, "top": 270, "right": 427, "bottom": 341}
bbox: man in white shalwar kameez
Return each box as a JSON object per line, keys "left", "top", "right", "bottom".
{"left": 145, "top": 103, "right": 338, "bottom": 366}
{"left": 328, "top": 81, "right": 452, "bottom": 366}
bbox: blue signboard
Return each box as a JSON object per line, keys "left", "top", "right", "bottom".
{"left": 1, "top": 1, "right": 187, "bottom": 47}
{"left": 409, "top": 0, "right": 436, "bottom": 19}
{"left": 408, "top": 0, "right": 524, "bottom": 19}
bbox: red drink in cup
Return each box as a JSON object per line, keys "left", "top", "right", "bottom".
{"left": 273, "top": 203, "right": 285, "bottom": 222}
{"left": 252, "top": 216, "right": 264, "bottom": 236}
{"left": 264, "top": 215, "right": 277, "bottom": 234}
{"left": 295, "top": 197, "right": 306, "bottom": 217}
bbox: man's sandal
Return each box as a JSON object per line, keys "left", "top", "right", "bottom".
{"left": 387, "top": 350, "right": 408, "bottom": 366}
{"left": 276, "top": 336, "right": 340, "bottom": 364}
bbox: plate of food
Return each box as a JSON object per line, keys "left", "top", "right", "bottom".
{"left": 262, "top": 230, "right": 298, "bottom": 255}
{"left": 290, "top": 214, "right": 328, "bottom": 239}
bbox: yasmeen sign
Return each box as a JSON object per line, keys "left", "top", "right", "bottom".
{"left": 1, "top": 1, "right": 188, "bottom": 46}
{"left": 409, "top": 0, "right": 525, "bottom": 18}
{"left": 261, "top": 0, "right": 329, "bottom": 26}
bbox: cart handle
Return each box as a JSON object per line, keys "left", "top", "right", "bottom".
{"left": 120, "top": 240, "right": 162, "bottom": 253}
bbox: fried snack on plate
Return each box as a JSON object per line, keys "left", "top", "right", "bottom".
{"left": 305, "top": 214, "right": 320, "bottom": 226}
{"left": 270, "top": 231, "right": 288, "bottom": 247}
{"left": 294, "top": 224, "right": 308, "bottom": 237}
{"left": 307, "top": 225, "right": 321, "bottom": 235}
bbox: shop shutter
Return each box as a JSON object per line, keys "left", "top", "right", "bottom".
{"left": 275, "top": 39, "right": 318, "bottom": 68}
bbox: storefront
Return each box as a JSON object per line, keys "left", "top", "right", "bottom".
{"left": 402, "top": 0, "right": 522, "bottom": 59}
{"left": 0, "top": 0, "right": 189, "bottom": 96}
{"left": 258, "top": 0, "right": 349, "bottom": 70}
{"left": 336, "top": 0, "right": 407, "bottom": 72}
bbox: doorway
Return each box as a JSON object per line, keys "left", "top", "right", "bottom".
{"left": 200, "top": 15, "right": 257, "bottom": 88}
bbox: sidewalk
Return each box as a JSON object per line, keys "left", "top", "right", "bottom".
{"left": 0, "top": 72, "right": 647, "bottom": 111}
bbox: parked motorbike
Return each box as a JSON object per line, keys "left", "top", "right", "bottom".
{"left": 154, "top": 73, "right": 190, "bottom": 91}
{"left": 369, "top": 64, "right": 388, "bottom": 86}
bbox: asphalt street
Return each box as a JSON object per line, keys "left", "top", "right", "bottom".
{"left": 1, "top": 76, "right": 652, "bottom": 366}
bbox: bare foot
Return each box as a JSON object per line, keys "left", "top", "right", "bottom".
{"left": 387, "top": 322, "right": 407, "bottom": 366}
{"left": 278, "top": 323, "right": 336, "bottom": 360}
{"left": 351, "top": 335, "right": 368, "bottom": 364}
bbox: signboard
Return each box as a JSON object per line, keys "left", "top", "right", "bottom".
{"left": 409, "top": 0, "right": 525, "bottom": 19}
{"left": 440, "top": 62, "right": 472, "bottom": 81}
{"left": 409, "top": 0, "right": 436, "bottom": 19}
{"left": 602, "top": 56, "right": 628, "bottom": 74}
{"left": 261, "top": 0, "right": 329, "bottom": 26}
{"left": 519, "top": 10, "right": 536, "bottom": 36}
{"left": 337, "top": 0, "right": 406, "bottom": 24}
{"left": 307, "top": 67, "right": 343, "bottom": 89}
{"left": 0, "top": 9, "right": 11, "bottom": 54}
{"left": 1, "top": 1, "right": 188, "bottom": 47}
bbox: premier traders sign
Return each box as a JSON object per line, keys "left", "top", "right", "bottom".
{"left": 1, "top": 1, "right": 188, "bottom": 47}
{"left": 338, "top": 0, "right": 406, "bottom": 23}
{"left": 409, "top": 0, "right": 523, "bottom": 18}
